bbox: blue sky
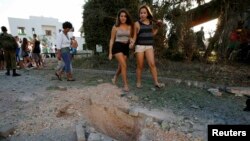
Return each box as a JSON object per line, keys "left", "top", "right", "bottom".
{"left": 0, "top": 0, "right": 84, "bottom": 36}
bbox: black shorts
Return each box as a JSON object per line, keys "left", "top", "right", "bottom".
{"left": 0, "top": 54, "right": 4, "bottom": 61}
{"left": 112, "top": 42, "right": 129, "bottom": 57}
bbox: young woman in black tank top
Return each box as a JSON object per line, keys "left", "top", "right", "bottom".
{"left": 131, "top": 4, "right": 165, "bottom": 89}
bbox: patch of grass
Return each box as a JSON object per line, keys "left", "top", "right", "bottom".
{"left": 131, "top": 80, "right": 248, "bottom": 124}
{"left": 73, "top": 56, "right": 250, "bottom": 87}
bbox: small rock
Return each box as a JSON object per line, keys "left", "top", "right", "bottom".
{"left": 208, "top": 88, "right": 222, "bottom": 96}
{"left": 76, "top": 124, "right": 86, "bottom": 141}
{"left": 97, "top": 79, "right": 103, "bottom": 83}
{"left": 191, "top": 105, "right": 200, "bottom": 109}
{"left": 88, "top": 133, "right": 101, "bottom": 141}
{"left": 0, "top": 124, "right": 16, "bottom": 138}
{"left": 129, "top": 109, "right": 139, "bottom": 117}
{"left": 144, "top": 117, "right": 154, "bottom": 127}
{"left": 129, "top": 95, "right": 139, "bottom": 101}
{"left": 161, "top": 120, "right": 170, "bottom": 130}
{"left": 151, "top": 88, "right": 156, "bottom": 91}
{"left": 186, "top": 81, "right": 192, "bottom": 87}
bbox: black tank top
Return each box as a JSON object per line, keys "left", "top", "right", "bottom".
{"left": 136, "top": 21, "right": 154, "bottom": 45}
{"left": 33, "top": 40, "right": 40, "bottom": 53}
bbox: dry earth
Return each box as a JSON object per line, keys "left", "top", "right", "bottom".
{"left": 0, "top": 58, "right": 250, "bottom": 141}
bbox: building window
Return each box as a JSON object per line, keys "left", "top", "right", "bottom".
{"left": 18, "top": 27, "right": 26, "bottom": 35}
{"left": 45, "top": 30, "right": 52, "bottom": 36}
{"left": 32, "top": 28, "right": 35, "bottom": 34}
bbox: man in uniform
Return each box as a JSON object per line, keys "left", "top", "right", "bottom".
{"left": 0, "top": 26, "right": 21, "bottom": 76}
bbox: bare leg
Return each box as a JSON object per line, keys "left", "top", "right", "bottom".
{"left": 145, "top": 48, "right": 160, "bottom": 86}
{"left": 112, "top": 64, "right": 121, "bottom": 84}
{"left": 114, "top": 53, "right": 128, "bottom": 91}
{"left": 136, "top": 52, "right": 144, "bottom": 88}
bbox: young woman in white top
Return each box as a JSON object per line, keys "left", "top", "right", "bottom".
{"left": 108, "top": 9, "right": 134, "bottom": 92}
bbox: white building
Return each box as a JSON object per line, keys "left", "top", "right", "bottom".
{"left": 8, "top": 16, "right": 85, "bottom": 51}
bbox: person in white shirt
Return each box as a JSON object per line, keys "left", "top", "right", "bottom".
{"left": 55, "top": 21, "right": 75, "bottom": 81}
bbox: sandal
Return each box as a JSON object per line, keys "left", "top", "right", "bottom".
{"left": 155, "top": 83, "right": 165, "bottom": 88}
{"left": 120, "top": 93, "right": 127, "bottom": 97}
{"left": 111, "top": 78, "right": 116, "bottom": 85}
{"left": 55, "top": 72, "right": 62, "bottom": 81}
{"left": 136, "top": 83, "right": 143, "bottom": 89}
{"left": 67, "top": 78, "right": 75, "bottom": 81}
{"left": 123, "top": 86, "right": 129, "bottom": 92}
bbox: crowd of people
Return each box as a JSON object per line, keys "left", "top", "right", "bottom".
{"left": 0, "top": 27, "right": 46, "bottom": 73}
{"left": 0, "top": 23, "right": 79, "bottom": 78}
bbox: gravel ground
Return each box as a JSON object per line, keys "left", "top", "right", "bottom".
{"left": 0, "top": 58, "right": 250, "bottom": 141}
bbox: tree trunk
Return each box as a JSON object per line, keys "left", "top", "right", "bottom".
{"left": 203, "top": 10, "right": 226, "bottom": 62}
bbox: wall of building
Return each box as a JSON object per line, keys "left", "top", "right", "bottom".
{"left": 8, "top": 16, "right": 85, "bottom": 52}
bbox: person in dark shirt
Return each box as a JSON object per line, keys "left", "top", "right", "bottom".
{"left": 196, "top": 26, "right": 206, "bottom": 51}
{"left": 32, "top": 34, "right": 42, "bottom": 68}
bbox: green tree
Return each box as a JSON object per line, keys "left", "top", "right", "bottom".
{"left": 203, "top": 0, "right": 250, "bottom": 62}
{"left": 164, "top": 0, "right": 197, "bottom": 61}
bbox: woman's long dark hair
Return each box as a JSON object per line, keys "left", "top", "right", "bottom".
{"left": 115, "top": 9, "right": 133, "bottom": 27}
{"left": 21, "top": 38, "right": 28, "bottom": 51}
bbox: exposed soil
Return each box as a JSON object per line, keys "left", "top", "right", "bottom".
{"left": 0, "top": 58, "right": 250, "bottom": 141}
